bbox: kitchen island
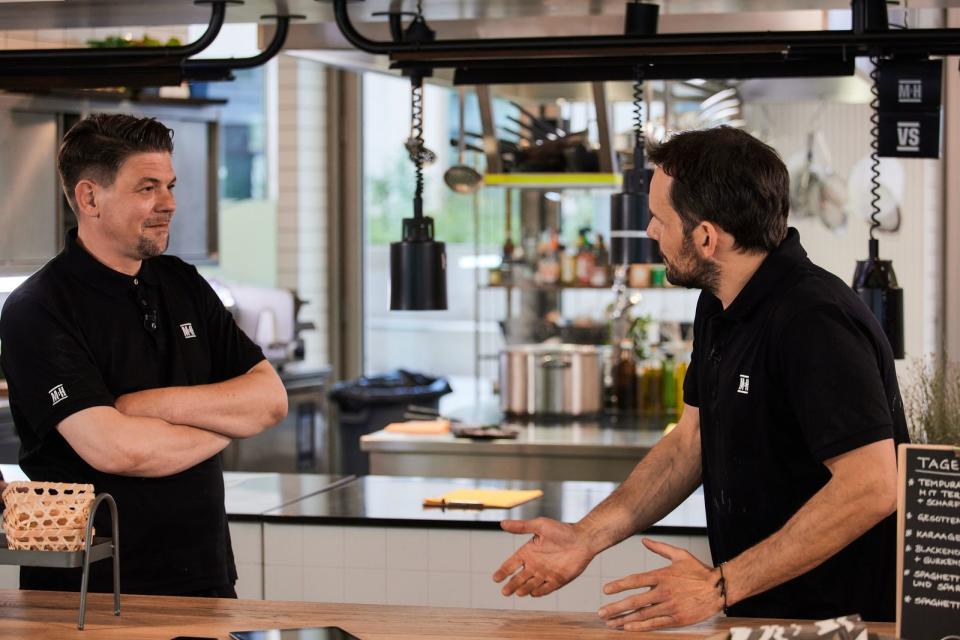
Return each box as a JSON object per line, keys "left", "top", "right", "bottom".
{"left": 0, "top": 590, "right": 898, "bottom": 639}
{"left": 361, "top": 413, "right": 670, "bottom": 481}
{"left": 0, "top": 467, "right": 707, "bottom": 613}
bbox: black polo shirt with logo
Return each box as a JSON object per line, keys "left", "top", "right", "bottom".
{"left": 0, "top": 228, "right": 264, "bottom": 595}
{"left": 684, "top": 228, "right": 908, "bottom": 621}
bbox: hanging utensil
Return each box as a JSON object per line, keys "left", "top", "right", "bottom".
{"left": 443, "top": 88, "right": 483, "bottom": 194}
{"left": 813, "top": 131, "right": 847, "bottom": 230}
{"left": 508, "top": 100, "right": 565, "bottom": 137}
{"left": 507, "top": 115, "right": 554, "bottom": 141}
{"left": 789, "top": 132, "right": 819, "bottom": 220}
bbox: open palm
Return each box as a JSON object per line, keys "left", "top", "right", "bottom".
{"left": 492, "top": 517, "right": 596, "bottom": 598}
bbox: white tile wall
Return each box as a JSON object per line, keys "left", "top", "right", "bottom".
{"left": 557, "top": 575, "right": 604, "bottom": 613}
{"left": 264, "top": 563, "right": 304, "bottom": 602}
{"left": 427, "top": 529, "right": 471, "bottom": 572}
{"left": 229, "top": 522, "right": 263, "bottom": 599}
{"left": 343, "top": 527, "right": 386, "bottom": 570}
{"left": 235, "top": 562, "right": 263, "bottom": 600}
{"left": 427, "top": 571, "right": 471, "bottom": 608}
{"left": 386, "top": 569, "right": 429, "bottom": 606}
{"left": 302, "top": 525, "right": 345, "bottom": 567}
{"left": 471, "top": 572, "right": 508, "bottom": 610}
{"left": 303, "top": 566, "right": 345, "bottom": 603}
{"left": 263, "top": 522, "right": 303, "bottom": 566}
{"left": 386, "top": 528, "right": 429, "bottom": 571}
{"left": 259, "top": 523, "right": 709, "bottom": 612}
{"left": 343, "top": 568, "right": 386, "bottom": 604}
{"left": 276, "top": 54, "right": 328, "bottom": 366}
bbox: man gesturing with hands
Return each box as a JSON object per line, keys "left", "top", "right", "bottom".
{"left": 493, "top": 127, "right": 907, "bottom": 630}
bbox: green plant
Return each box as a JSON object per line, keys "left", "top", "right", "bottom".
{"left": 903, "top": 356, "right": 960, "bottom": 446}
{"left": 87, "top": 35, "right": 182, "bottom": 48}
{"left": 628, "top": 314, "right": 651, "bottom": 360}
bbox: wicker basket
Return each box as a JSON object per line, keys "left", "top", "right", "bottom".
{"left": 2, "top": 482, "right": 95, "bottom": 552}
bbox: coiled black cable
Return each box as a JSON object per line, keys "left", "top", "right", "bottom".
{"left": 868, "top": 55, "right": 881, "bottom": 248}
{"left": 409, "top": 77, "right": 425, "bottom": 215}
{"left": 633, "top": 65, "right": 645, "bottom": 171}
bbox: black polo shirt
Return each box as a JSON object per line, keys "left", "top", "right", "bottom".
{"left": 0, "top": 228, "right": 264, "bottom": 595}
{"left": 684, "top": 228, "right": 908, "bottom": 621}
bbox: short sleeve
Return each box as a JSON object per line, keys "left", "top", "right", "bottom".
{"left": 683, "top": 292, "right": 711, "bottom": 408}
{"left": 191, "top": 268, "right": 265, "bottom": 382}
{"left": 0, "top": 294, "right": 114, "bottom": 439}
{"left": 779, "top": 304, "right": 894, "bottom": 461}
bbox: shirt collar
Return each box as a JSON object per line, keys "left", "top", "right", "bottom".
{"left": 61, "top": 227, "right": 159, "bottom": 297}
{"left": 720, "top": 227, "right": 808, "bottom": 323}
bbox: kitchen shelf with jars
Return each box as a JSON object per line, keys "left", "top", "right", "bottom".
{"left": 471, "top": 184, "right": 698, "bottom": 422}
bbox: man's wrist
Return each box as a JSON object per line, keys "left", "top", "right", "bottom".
{"left": 572, "top": 518, "right": 612, "bottom": 556}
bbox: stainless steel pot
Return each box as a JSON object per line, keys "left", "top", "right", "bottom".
{"left": 499, "top": 344, "right": 604, "bottom": 416}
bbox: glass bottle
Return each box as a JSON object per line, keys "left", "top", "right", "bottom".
{"left": 614, "top": 340, "right": 637, "bottom": 412}
{"left": 575, "top": 227, "right": 595, "bottom": 286}
{"left": 661, "top": 353, "right": 677, "bottom": 416}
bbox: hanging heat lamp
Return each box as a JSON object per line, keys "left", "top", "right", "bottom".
{"left": 851, "top": 55, "right": 904, "bottom": 358}
{"left": 389, "top": 4, "right": 447, "bottom": 311}
{"left": 610, "top": 1, "right": 661, "bottom": 266}
{"left": 389, "top": 74, "right": 448, "bottom": 311}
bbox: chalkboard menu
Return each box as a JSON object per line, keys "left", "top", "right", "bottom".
{"left": 897, "top": 444, "right": 960, "bottom": 640}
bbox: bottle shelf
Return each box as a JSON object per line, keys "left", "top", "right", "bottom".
{"left": 481, "top": 283, "right": 685, "bottom": 292}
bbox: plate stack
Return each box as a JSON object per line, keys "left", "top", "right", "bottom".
{"left": 2, "top": 482, "right": 95, "bottom": 551}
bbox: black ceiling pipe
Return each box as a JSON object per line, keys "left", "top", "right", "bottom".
{"left": 0, "top": 68, "right": 186, "bottom": 91}
{"left": 184, "top": 13, "right": 303, "bottom": 79}
{"left": 441, "top": 59, "right": 857, "bottom": 85}
{"left": 0, "top": 0, "right": 234, "bottom": 68}
{"left": 0, "top": 12, "right": 298, "bottom": 90}
{"left": 329, "top": 0, "right": 960, "bottom": 60}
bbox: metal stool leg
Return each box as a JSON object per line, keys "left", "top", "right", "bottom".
{"left": 77, "top": 494, "right": 120, "bottom": 630}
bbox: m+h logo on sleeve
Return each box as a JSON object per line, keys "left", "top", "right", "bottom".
{"left": 48, "top": 384, "right": 68, "bottom": 406}
{"left": 737, "top": 375, "right": 750, "bottom": 395}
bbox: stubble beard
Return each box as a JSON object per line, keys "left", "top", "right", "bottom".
{"left": 663, "top": 233, "right": 721, "bottom": 295}
{"left": 136, "top": 220, "right": 170, "bottom": 259}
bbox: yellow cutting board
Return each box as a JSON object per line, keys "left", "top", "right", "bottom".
{"left": 423, "top": 488, "right": 543, "bottom": 509}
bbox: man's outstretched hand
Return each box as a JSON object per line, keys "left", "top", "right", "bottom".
{"left": 493, "top": 517, "right": 597, "bottom": 598}
{"left": 598, "top": 538, "right": 723, "bottom": 632}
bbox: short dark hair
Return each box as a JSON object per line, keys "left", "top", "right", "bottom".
{"left": 57, "top": 114, "right": 174, "bottom": 213}
{"left": 647, "top": 126, "right": 789, "bottom": 253}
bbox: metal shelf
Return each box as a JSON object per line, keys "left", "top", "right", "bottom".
{"left": 482, "top": 283, "right": 683, "bottom": 292}
{"left": 0, "top": 534, "right": 113, "bottom": 568}
{"left": 483, "top": 172, "right": 621, "bottom": 189}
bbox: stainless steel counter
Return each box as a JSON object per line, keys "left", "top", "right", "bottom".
{"left": 361, "top": 415, "right": 671, "bottom": 482}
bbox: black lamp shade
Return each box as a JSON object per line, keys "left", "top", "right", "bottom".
{"left": 610, "top": 191, "right": 661, "bottom": 265}
{"left": 852, "top": 256, "right": 905, "bottom": 359}
{"left": 390, "top": 233, "right": 447, "bottom": 311}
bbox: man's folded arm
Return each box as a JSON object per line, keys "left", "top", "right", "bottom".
{"left": 114, "top": 359, "right": 288, "bottom": 438}
{"left": 57, "top": 406, "right": 230, "bottom": 477}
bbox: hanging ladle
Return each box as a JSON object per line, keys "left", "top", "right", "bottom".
{"left": 444, "top": 88, "right": 483, "bottom": 194}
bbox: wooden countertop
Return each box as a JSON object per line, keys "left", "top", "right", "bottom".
{"left": 0, "top": 590, "right": 896, "bottom": 640}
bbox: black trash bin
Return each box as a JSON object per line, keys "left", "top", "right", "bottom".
{"left": 328, "top": 370, "right": 452, "bottom": 475}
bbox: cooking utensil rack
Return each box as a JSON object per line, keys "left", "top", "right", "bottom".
{"left": 0, "top": 492, "right": 119, "bottom": 630}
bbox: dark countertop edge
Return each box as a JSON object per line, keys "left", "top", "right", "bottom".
{"left": 234, "top": 513, "right": 706, "bottom": 535}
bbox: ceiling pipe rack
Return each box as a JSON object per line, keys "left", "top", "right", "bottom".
{"left": 330, "top": 0, "right": 960, "bottom": 82}
{"left": 0, "top": 4, "right": 300, "bottom": 91}
{"left": 0, "top": 0, "right": 233, "bottom": 68}
{"left": 183, "top": 13, "right": 304, "bottom": 81}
